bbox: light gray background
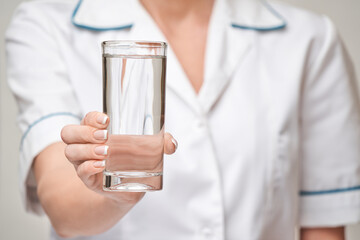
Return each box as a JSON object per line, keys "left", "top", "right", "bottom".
{"left": 0, "top": 0, "right": 359, "bottom": 239}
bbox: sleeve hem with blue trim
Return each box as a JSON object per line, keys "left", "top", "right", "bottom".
{"left": 299, "top": 15, "right": 360, "bottom": 227}
{"left": 20, "top": 113, "right": 81, "bottom": 215}
{"left": 300, "top": 188, "right": 360, "bottom": 227}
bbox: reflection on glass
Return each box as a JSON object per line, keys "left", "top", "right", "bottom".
{"left": 102, "top": 41, "right": 167, "bottom": 191}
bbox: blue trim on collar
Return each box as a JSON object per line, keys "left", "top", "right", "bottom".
{"left": 300, "top": 185, "right": 360, "bottom": 196}
{"left": 20, "top": 112, "right": 82, "bottom": 150}
{"left": 231, "top": 23, "right": 286, "bottom": 31}
{"left": 231, "top": 0, "right": 287, "bottom": 31}
{"left": 71, "top": 0, "right": 286, "bottom": 32}
{"left": 71, "top": 0, "right": 133, "bottom": 31}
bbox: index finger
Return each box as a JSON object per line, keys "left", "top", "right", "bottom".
{"left": 81, "top": 111, "right": 109, "bottom": 129}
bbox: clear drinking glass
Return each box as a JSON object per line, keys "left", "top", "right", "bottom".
{"left": 102, "top": 40, "right": 167, "bottom": 191}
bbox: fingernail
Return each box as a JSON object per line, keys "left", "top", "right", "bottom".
{"left": 94, "top": 145, "right": 109, "bottom": 155}
{"left": 171, "top": 138, "right": 178, "bottom": 151}
{"left": 97, "top": 115, "right": 108, "bottom": 125}
{"left": 94, "top": 130, "right": 108, "bottom": 140}
{"left": 93, "top": 160, "right": 105, "bottom": 168}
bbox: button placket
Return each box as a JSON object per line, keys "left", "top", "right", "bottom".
{"left": 196, "top": 116, "right": 225, "bottom": 240}
{"left": 202, "top": 226, "right": 214, "bottom": 237}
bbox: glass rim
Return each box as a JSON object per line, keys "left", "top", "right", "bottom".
{"left": 102, "top": 40, "right": 167, "bottom": 49}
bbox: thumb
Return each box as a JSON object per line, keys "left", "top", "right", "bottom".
{"left": 164, "top": 133, "right": 178, "bottom": 155}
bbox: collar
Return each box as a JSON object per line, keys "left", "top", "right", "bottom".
{"left": 72, "top": 0, "right": 286, "bottom": 32}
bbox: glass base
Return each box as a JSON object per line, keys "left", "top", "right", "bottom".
{"left": 103, "top": 171, "right": 163, "bottom": 192}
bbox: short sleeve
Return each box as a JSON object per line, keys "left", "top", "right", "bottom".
{"left": 299, "top": 16, "right": 360, "bottom": 227}
{"left": 6, "top": 3, "right": 82, "bottom": 215}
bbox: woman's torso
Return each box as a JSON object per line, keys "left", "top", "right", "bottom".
{"left": 19, "top": 0, "right": 330, "bottom": 239}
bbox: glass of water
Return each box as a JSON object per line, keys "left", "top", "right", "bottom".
{"left": 102, "top": 40, "right": 167, "bottom": 191}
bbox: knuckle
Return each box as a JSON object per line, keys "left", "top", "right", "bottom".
{"left": 83, "top": 113, "right": 91, "bottom": 125}
{"left": 60, "top": 126, "right": 69, "bottom": 143}
{"left": 86, "top": 127, "right": 96, "bottom": 142}
{"left": 77, "top": 161, "right": 90, "bottom": 179}
{"left": 83, "top": 111, "right": 101, "bottom": 127}
{"left": 86, "top": 177, "right": 97, "bottom": 190}
{"left": 76, "top": 163, "right": 86, "bottom": 178}
{"left": 88, "top": 111, "right": 97, "bottom": 119}
{"left": 78, "top": 127, "right": 96, "bottom": 144}
{"left": 64, "top": 145, "right": 73, "bottom": 160}
{"left": 85, "top": 144, "right": 96, "bottom": 159}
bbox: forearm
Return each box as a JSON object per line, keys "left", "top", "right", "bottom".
{"left": 34, "top": 142, "right": 136, "bottom": 238}
{"left": 300, "top": 227, "right": 345, "bottom": 240}
{"left": 40, "top": 186, "right": 131, "bottom": 238}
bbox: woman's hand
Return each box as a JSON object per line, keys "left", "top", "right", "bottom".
{"left": 32, "top": 111, "right": 177, "bottom": 237}
{"left": 61, "top": 111, "right": 177, "bottom": 205}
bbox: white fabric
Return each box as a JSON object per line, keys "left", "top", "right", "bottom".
{"left": 6, "top": 0, "right": 82, "bottom": 215}
{"left": 73, "top": 0, "right": 136, "bottom": 29}
{"left": 228, "top": 0, "right": 285, "bottom": 28}
{"left": 73, "top": 0, "right": 285, "bottom": 30}
{"left": 6, "top": 0, "right": 360, "bottom": 239}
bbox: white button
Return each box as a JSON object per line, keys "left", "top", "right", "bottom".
{"left": 202, "top": 227, "right": 213, "bottom": 236}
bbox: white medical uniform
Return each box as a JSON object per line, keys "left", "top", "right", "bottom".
{"left": 6, "top": 0, "right": 360, "bottom": 239}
